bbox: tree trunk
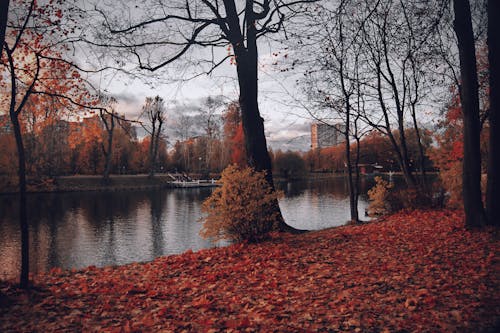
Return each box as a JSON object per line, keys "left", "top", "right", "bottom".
{"left": 486, "top": 0, "right": 499, "bottom": 226}
{"left": 148, "top": 122, "right": 157, "bottom": 178}
{"left": 345, "top": 128, "right": 359, "bottom": 224}
{"left": 374, "top": 64, "right": 417, "bottom": 188}
{"left": 453, "top": 0, "right": 486, "bottom": 228}
{"left": 235, "top": 51, "right": 290, "bottom": 230}
{"left": 10, "top": 111, "right": 29, "bottom": 289}
{"left": 0, "top": 0, "right": 9, "bottom": 54}
{"left": 100, "top": 111, "right": 114, "bottom": 184}
{"left": 411, "top": 109, "right": 427, "bottom": 184}
{"left": 103, "top": 132, "right": 113, "bottom": 182}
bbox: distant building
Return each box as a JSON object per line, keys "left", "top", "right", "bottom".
{"left": 311, "top": 122, "right": 346, "bottom": 149}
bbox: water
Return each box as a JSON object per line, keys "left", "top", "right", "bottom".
{"left": 0, "top": 176, "right": 375, "bottom": 280}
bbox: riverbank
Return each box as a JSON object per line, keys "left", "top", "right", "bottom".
{"left": 1, "top": 209, "right": 498, "bottom": 332}
{"left": 0, "top": 172, "right": 368, "bottom": 194}
{"left": 0, "top": 174, "right": 216, "bottom": 194}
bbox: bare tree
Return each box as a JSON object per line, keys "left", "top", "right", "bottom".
{"left": 358, "top": 0, "right": 450, "bottom": 190}
{"left": 198, "top": 96, "right": 223, "bottom": 173}
{"left": 141, "top": 95, "right": 166, "bottom": 178}
{"left": 297, "top": 1, "right": 367, "bottom": 224}
{"left": 88, "top": 0, "right": 316, "bottom": 231}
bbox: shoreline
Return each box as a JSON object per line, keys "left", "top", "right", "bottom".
{"left": 0, "top": 172, "right": 430, "bottom": 195}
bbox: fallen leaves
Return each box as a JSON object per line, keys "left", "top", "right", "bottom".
{"left": 0, "top": 209, "right": 499, "bottom": 332}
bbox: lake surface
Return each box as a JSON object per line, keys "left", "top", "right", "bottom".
{"left": 0, "top": 176, "right": 377, "bottom": 280}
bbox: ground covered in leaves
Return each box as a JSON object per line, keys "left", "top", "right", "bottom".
{"left": 1, "top": 209, "right": 499, "bottom": 332}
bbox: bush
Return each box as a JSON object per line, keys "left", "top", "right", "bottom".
{"left": 367, "top": 176, "right": 393, "bottom": 216}
{"left": 199, "top": 164, "right": 282, "bottom": 243}
{"left": 368, "top": 176, "right": 445, "bottom": 216}
{"left": 386, "top": 187, "right": 437, "bottom": 212}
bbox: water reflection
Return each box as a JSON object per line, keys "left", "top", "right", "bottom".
{"left": 0, "top": 176, "right": 375, "bottom": 280}
{"left": 276, "top": 177, "right": 374, "bottom": 230}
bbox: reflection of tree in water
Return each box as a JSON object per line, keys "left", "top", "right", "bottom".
{"left": 148, "top": 189, "right": 166, "bottom": 257}
{"left": 277, "top": 177, "right": 358, "bottom": 199}
{"left": 77, "top": 191, "right": 143, "bottom": 225}
{"left": 277, "top": 176, "right": 413, "bottom": 201}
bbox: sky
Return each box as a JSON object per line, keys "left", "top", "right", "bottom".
{"left": 74, "top": 0, "right": 315, "bottom": 152}
{"left": 97, "top": 49, "right": 314, "bottom": 152}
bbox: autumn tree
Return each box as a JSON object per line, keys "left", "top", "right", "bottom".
{"left": 1, "top": 0, "right": 96, "bottom": 288}
{"left": 223, "top": 101, "right": 246, "bottom": 167}
{"left": 272, "top": 150, "right": 306, "bottom": 180}
{"left": 86, "top": 0, "right": 317, "bottom": 232}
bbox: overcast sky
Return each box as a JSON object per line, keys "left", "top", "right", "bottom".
{"left": 97, "top": 47, "right": 313, "bottom": 151}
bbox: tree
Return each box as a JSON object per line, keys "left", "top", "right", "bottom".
{"left": 89, "top": 0, "right": 316, "bottom": 232}
{"left": 452, "top": 0, "right": 486, "bottom": 228}
{"left": 99, "top": 96, "right": 117, "bottom": 183}
{"left": 196, "top": 96, "right": 224, "bottom": 174}
{"left": 223, "top": 101, "right": 246, "bottom": 167}
{"left": 486, "top": 0, "right": 499, "bottom": 226}
{"left": 272, "top": 150, "right": 306, "bottom": 180}
{"left": 1, "top": 0, "right": 95, "bottom": 288}
{"left": 357, "top": 0, "right": 445, "bottom": 189}
{"left": 141, "top": 96, "right": 166, "bottom": 178}
{"left": 294, "top": 1, "right": 368, "bottom": 223}
{"left": 0, "top": 0, "right": 8, "bottom": 55}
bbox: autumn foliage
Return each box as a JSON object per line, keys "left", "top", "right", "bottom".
{"left": 429, "top": 91, "right": 489, "bottom": 208}
{"left": 0, "top": 209, "right": 498, "bottom": 331}
{"left": 223, "top": 102, "right": 246, "bottom": 167}
{"left": 367, "top": 176, "right": 393, "bottom": 216}
{"left": 200, "top": 164, "right": 281, "bottom": 243}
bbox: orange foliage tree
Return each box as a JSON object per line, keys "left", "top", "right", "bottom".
{"left": 1, "top": 0, "right": 97, "bottom": 288}
{"left": 223, "top": 102, "right": 246, "bottom": 167}
{"left": 429, "top": 91, "right": 489, "bottom": 208}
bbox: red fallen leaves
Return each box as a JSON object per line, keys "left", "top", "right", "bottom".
{"left": 1, "top": 209, "right": 499, "bottom": 332}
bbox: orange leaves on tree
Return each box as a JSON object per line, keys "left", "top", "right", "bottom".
{"left": 231, "top": 122, "right": 246, "bottom": 166}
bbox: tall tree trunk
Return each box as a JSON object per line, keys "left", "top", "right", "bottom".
{"left": 397, "top": 118, "right": 417, "bottom": 188}
{"left": 10, "top": 110, "right": 29, "bottom": 289}
{"left": 0, "top": 0, "right": 9, "bottom": 54}
{"left": 345, "top": 128, "right": 359, "bottom": 224}
{"left": 227, "top": 1, "right": 300, "bottom": 232}
{"left": 103, "top": 132, "right": 113, "bottom": 181}
{"left": 486, "top": 0, "right": 499, "bottom": 226}
{"left": 148, "top": 122, "right": 157, "bottom": 178}
{"left": 235, "top": 51, "right": 288, "bottom": 228}
{"left": 453, "top": 0, "right": 486, "bottom": 228}
{"left": 7, "top": 43, "right": 30, "bottom": 289}
{"left": 411, "top": 109, "right": 427, "bottom": 184}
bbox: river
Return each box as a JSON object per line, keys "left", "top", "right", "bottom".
{"left": 0, "top": 175, "right": 378, "bottom": 280}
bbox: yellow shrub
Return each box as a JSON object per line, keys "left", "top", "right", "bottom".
{"left": 367, "top": 176, "right": 393, "bottom": 216}
{"left": 199, "top": 164, "right": 282, "bottom": 243}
